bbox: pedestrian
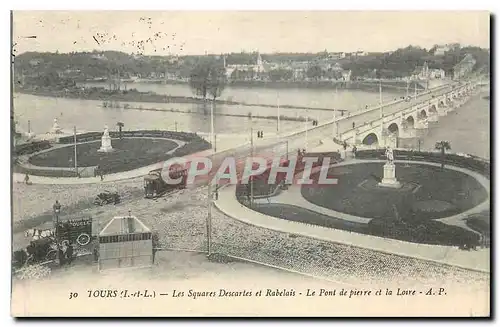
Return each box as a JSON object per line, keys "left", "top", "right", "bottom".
{"left": 100, "top": 170, "right": 104, "bottom": 181}
{"left": 352, "top": 145, "right": 357, "bottom": 158}
{"left": 24, "top": 173, "right": 30, "bottom": 185}
{"left": 343, "top": 141, "right": 348, "bottom": 151}
{"left": 66, "top": 243, "right": 74, "bottom": 264}
{"left": 58, "top": 248, "right": 66, "bottom": 266}
{"left": 93, "top": 248, "right": 99, "bottom": 262}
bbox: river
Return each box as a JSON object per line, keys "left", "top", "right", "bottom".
{"left": 13, "top": 83, "right": 489, "bottom": 159}
{"left": 14, "top": 83, "right": 401, "bottom": 136}
{"left": 81, "top": 81, "right": 402, "bottom": 109}
{"left": 420, "top": 90, "right": 490, "bottom": 159}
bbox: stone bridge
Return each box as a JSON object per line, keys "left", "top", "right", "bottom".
{"left": 331, "top": 81, "right": 478, "bottom": 148}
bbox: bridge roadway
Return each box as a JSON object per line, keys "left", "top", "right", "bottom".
{"left": 333, "top": 84, "right": 454, "bottom": 135}
{"left": 189, "top": 81, "right": 473, "bottom": 185}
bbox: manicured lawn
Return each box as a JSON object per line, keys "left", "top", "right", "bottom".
{"left": 29, "top": 138, "right": 179, "bottom": 174}
{"left": 301, "top": 163, "right": 488, "bottom": 221}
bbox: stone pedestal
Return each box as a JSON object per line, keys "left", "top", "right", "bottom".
{"left": 98, "top": 127, "right": 114, "bottom": 152}
{"left": 378, "top": 163, "right": 401, "bottom": 188}
{"left": 50, "top": 118, "right": 62, "bottom": 134}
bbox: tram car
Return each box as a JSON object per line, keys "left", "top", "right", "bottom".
{"left": 144, "top": 166, "right": 188, "bottom": 199}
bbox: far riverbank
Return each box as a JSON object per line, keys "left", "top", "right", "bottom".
{"left": 15, "top": 86, "right": 350, "bottom": 112}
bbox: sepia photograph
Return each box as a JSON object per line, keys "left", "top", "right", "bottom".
{"left": 10, "top": 10, "right": 491, "bottom": 317}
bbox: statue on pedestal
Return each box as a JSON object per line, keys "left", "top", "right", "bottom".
{"left": 51, "top": 118, "right": 62, "bottom": 134}
{"left": 98, "top": 125, "right": 114, "bottom": 152}
{"left": 379, "top": 146, "right": 401, "bottom": 188}
{"left": 385, "top": 146, "right": 394, "bottom": 164}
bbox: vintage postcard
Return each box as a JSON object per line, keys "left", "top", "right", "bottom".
{"left": 11, "top": 10, "right": 490, "bottom": 317}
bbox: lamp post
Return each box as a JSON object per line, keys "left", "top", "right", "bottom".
{"left": 250, "top": 126, "right": 254, "bottom": 206}
{"left": 53, "top": 200, "right": 62, "bottom": 266}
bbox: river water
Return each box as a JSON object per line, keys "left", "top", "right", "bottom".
{"left": 13, "top": 83, "right": 489, "bottom": 159}
{"left": 419, "top": 90, "right": 490, "bottom": 159}
{"left": 14, "top": 83, "right": 401, "bottom": 136}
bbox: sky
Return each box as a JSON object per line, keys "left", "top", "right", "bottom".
{"left": 12, "top": 11, "right": 490, "bottom": 56}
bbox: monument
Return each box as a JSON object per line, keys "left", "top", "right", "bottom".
{"left": 378, "top": 147, "right": 401, "bottom": 188}
{"left": 98, "top": 125, "right": 114, "bottom": 152}
{"left": 50, "top": 118, "right": 62, "bottom": 134}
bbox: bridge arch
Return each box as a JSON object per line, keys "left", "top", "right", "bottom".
{"left": 418, "top": 110, "right": 427, "bottom": 119}
{"left": 406, "top": 116, "right": 415, "bottom": 128}
{"left": 362, "top": 133, "right": 378, "bottom": 145}
{"left": 387, "top": 122, "right": 399, "bottom": 136}
{"left": 429, "top": 105, "right": 438, "bottom": 114}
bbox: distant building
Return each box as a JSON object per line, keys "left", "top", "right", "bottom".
{"left": 341, "top": 70, "right": 352, "bottom": 81}
{"left": 91, "top": 53, "right": 108, "bottom": 61}
{"left": 434, "top": 45, "right": 451, "bottom": 56}
{"left": 224, "top": 52, "right": 269, "bottom": 78}
{"left": 354, "top": 50, "right": 367, "bottom": 57}
{"left": 413, "top": 61, "right": 430, "bottom": 79}
{"left": 434, "top": 43, "right": 460, "bottom": 56}
{"left": 429, "top": 68, "right": 446, "bottom": 79}
{"left": 29, "top": 59, "right": 42, "bottom": 66}
{"left": 453, "top": 53, "right": 476, "bottom": 80}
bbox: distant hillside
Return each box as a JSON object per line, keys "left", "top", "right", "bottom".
{"left": 14, "top": 45, "right": 489, "bottom": 82}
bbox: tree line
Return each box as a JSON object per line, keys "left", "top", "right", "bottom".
{"left": 14, "top": 44, "right": 489, "bottom": 84}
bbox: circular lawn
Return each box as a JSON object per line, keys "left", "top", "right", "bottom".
{"left": 29, "top": 138, "right": 179, "bottom": 174}
{"left": 301, "top": 163, "right": 488, "bottom": 221}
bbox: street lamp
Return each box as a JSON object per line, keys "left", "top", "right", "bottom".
{"left": 53, "top": 200, "right": 62, "bottom": 266}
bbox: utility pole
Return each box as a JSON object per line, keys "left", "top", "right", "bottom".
{"left": 74, "top": 126, "right": 78, "bottom": 176}
{"left": 305, "top": 110, "right": 309, "bottom": 151}
{"left": 210, "top": 100, "right": 215, "bottom": 153}
{"left": 379, "top": 79, "right": 382, "bottom": 106}
{"left": 250, "top": 126, "right": 254, "bottom": 206}
{"left": 333, "top": 86, "right": 338, "bottom": 138}
{"left": 53, "top": 201, "right": 62, "bottom": 266}
{"left": 379, "top": 80, "right": 384, "bottom": 148}
{"left": 207, "top": 183, "right": 212, "bottom": 256}
{"left": 379, "top": 81, "right": 383, "bottom": 119}
{"left": 175, "top": 121, "right": 178, "bottom": 132}
{"left": 277, "top": 91, "right": 280, "bottom": 135}
{"left": 332, "top": 109, "right": 337, "bottom": 138}
{"left": 406, "top": 78, "right": 409, "bottom": 98}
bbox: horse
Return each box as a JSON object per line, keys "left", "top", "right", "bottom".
{"left": 24, "top": 228, "right": 55, "bottom": 240}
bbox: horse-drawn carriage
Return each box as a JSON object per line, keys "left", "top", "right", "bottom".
{"left": 12, "top": 237, "right": 59, "bottom": 269}
{"left": 14, "top": 218, "right": 94, "bottom": 269}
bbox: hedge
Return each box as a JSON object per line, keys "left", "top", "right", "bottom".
{"left": 57, "top": 130, "right": 204, "bottom": 144}
{"left": 14, "top": 140, "right": 52, "bottom": 156}
{"left": 355, "top": 149, "right": 490, "bottom": 178}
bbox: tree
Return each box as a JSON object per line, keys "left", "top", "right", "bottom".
{"left": 189, "top": 57, "right": 227, "bottom": 101}
{"left": 116, "top": 122, "right": 124, "bottom": 139}
{"left": 435, "top": 141, "right": 451, "bottom": 168}
{"left": 306, "top": 65, "right": 324, "bottom": 81}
